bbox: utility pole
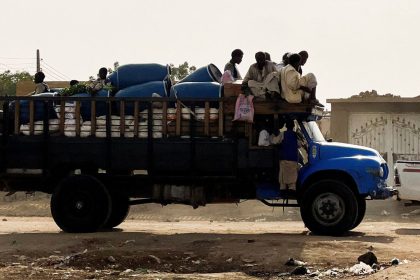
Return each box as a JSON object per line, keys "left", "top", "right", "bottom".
{"left": 36, "top": 49, "right": 40, "bottom": 72}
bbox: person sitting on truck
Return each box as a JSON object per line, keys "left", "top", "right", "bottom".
{"left": 278, "top": 119, "right": 299, "bottom": 193}
{"left": 279, "top": 53, "right": 322, "bottom": 106}
{"left": 297, "top": 50, "right": 321, "bottom": 106}
{"left": 297, "top": 50, "right": 308, "bottom": 75}
{"left": 88, "top": 67, "right": 110, "bottom": 94}
{"left": 242, "top": 51, "right": 280, "bottom": 99}
{"left": 32, "top": 72, "right": 49, "bottom": 95}
{"left": 264, "top": 52, "right": 273, "bottom": 62}
{"left": 224, "top": 49, "right": 243, "bottom": 80}
{"left": 276, "top": 52, "right": 290, "bottom": 71}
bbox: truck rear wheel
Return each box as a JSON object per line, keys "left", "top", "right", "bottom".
{"left": 300, "top": 179, "right": 358, "bottom": 236}
{"left": 51, "top": 175, "right": 111, "bottom": 233}
{"left": 103, "top": 192, "right": 130, "bottom": 229}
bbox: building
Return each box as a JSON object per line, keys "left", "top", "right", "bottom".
{"left": 16, "top": 81, "right": 70, "bottom": 96}
{"left": 328, "top": 91, "right": 420, "bottom": 183}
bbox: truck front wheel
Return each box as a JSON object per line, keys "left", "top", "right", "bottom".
{"left": 51, "top": 175, "right": 111, "bottom": 233}
{"left": 300, "top": 179, "right": 358, "bottom": 236}
{"left": 349, "top": 196, "right": 366, "bottom": 230}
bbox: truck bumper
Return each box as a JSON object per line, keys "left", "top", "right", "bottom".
{"left": 369, "top": 182, "right": 397, "bottom": 199}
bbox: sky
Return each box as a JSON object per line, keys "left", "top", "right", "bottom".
{"left": 1, "top": 0, "right": 420, "bottom": 108}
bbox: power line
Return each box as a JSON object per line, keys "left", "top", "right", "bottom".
{"left": 41, "top": 59, "right": 71, "bottom": 80}
{"left": 0, "top": 57, "right": 34, "bottom": 59}
{"left": 0, "top": 63, "right": 34, "bottom": 73}
{"left": 0, "top": 62, "right": 35, "bottom": 66}
{"left": 41, "top": 68, "right": 63, "bottom": 81}
{"left": 41, "top": 63, "right": 67, "bottom": 80}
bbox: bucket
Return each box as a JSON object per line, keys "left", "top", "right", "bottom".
{"left": 178, "top": 64, "right": 222, "bottom": 83}
{"left": 108, "top": 64, "right": 170, "bottom": 90}
{"left": 115, "top": 81, "right": 168, "bottom": 115}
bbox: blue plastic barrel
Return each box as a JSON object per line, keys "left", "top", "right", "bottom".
{"left": 72, "top": 90, "right": 109, "bottom": 120}
{"left": 170, "top": 82, "right": 222, "bottom": 99}
{"left": 178, "top": 64, "right": 222, "bottom": 83}
{"left": 115, "top": 81, "right": 168, "bottom": 115}
{"left": 108, "top": 64, "right": 170, "bottom": 90}
{"left": 16, "top": 93, "right": 58, "bottom": 124}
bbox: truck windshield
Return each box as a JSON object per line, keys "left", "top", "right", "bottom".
{"left": 303, "top": 121, "right": 326, "bottom": 142}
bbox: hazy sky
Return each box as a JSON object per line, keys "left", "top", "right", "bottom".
{"left": 1, "top": 0, "right": 419, "bottom": 107}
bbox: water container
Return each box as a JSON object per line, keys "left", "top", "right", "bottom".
{"left": 178, "top": 64, "right": 222, "bottom": 83}
{"left": 115, "top": 81, "right": 168, "bottom": 115}
{"left": 170, "top": 82, "right": 222, "bottom": 99}
{"left": 16, "top": 93, "right": 58, "bottom": 124}
{"left": 72, "top": 90, "right": 109, "bottom": 120}
{"left": 108, "top": 64, "right": 170, "bottom": 90}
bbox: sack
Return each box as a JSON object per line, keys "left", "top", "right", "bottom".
{"left": 233, "top": 94, "right": 254, "bottom": 123}
{"left": 258, "top": 129, "right": 270, "bottom": 146}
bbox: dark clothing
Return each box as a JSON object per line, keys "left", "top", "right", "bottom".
{"left": 224, "top": 62, "right": 242, "bottom": 80}
{"left": 279, "top": 130, "right": 298, "bottom": 161}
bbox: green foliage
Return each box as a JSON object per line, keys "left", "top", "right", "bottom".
{"left": 57, "top": 83, "right": 88, "bottom": 96}
{"left": 0, "top": 70, "right": 33, "bottom": 96}
{"left": 169, "top": 62, "right": 196, "bottom": 82}
{"left": 58, "top": 82, "right": 114, "bottom": 96}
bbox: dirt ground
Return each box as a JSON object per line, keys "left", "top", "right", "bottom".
{"left": 0, "top": 193, "right": 420, "bottom": 279}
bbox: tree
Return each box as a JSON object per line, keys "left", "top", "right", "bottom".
{"left": 169, "top": 62, "right": 196, "bottom": 82}
{"left": 0, "top": 70, "right": 33, "bottom": 96}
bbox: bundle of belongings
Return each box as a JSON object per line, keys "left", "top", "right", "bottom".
{"left": 17, "top": 63, "right": 224, "bottom": 138}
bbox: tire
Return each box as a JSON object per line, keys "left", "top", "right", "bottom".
{"left": 350, "top": 196, "right": 366, "bottom": 230}
{"left": 300, "top": 179, "right": 358, "bottom": 236}
{"left": 103, "top": 192, "right": 130, "bottom": 229}
{"left": 51, "top": 175, "right": 111, "bottom": 233}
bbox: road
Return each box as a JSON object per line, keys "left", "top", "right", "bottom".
{"left": 0, "top": 215, "right": 420, "bottom": 279}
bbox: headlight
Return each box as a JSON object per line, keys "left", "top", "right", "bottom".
{"left": 379, "top": 166, "right": 384, "bottom": 178}
{"left": 366, "top": 167, "right": 384, "bottom": 178}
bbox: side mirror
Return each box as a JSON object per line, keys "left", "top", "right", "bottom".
{"left": 327, "top": 138, "right": 333, "bottom": 142}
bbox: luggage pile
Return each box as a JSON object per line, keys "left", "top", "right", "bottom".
{"left": 17, "top": 63, "right": 223, "bottom": 137}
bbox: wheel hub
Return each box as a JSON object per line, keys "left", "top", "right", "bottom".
{"left": 319, "top": 199, "right": 338, "bottom": 218}
{"left": 75, "top": 201, "right": 84, "bottom": 210}
{"left": 312, "top": 192, "right": 345, "bottom": 226}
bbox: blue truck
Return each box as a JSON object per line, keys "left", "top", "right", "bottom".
{"left": 0, "top": 83, "right": 394, "bottom": 235}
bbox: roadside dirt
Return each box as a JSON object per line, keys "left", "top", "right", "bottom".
{"left": 0, "top": 193, "right": 420, "bottom": 279}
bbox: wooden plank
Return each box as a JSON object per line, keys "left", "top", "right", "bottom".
{"left": 90, "top": 100, "right": 96, "bottom": 135}
{"left": 29, "top": 100, "right": 34, "bottom": 135}
{"left": 162, "top": 101, "right": 167, "bottom": 137}
{"left": 223, "top": 82, "right": 243, "bottom": 98}
{"left": 248, "top": 123, "right": 253, "bottom": 147}
{"left": 218, "top": 101, "right": 224, "bottom": 137}
{"left": 133, "top": 101, "right": 139, "bottom": 138}
{"left": 120, "top": 101, "right": 125, "bottom": 136}
{"left": 274, "top": 113, "right": 279, "bottom": 131}
{"left": 176, "top": 100, "right": 181, "bottom": 136}
{"left": 75, "top": 101, "right": 81, "bottom": 137}
{"left": 14, "top": 101, "right": 20, "bottom": 135}
{"left": 204, "top": 102, "right": 210, "bottom": 136}
{"left": 59, "top": 101, "right": 65, "bottom": 135}
{"left": 222, "top": 98, "right": 315, "bottom": 115}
